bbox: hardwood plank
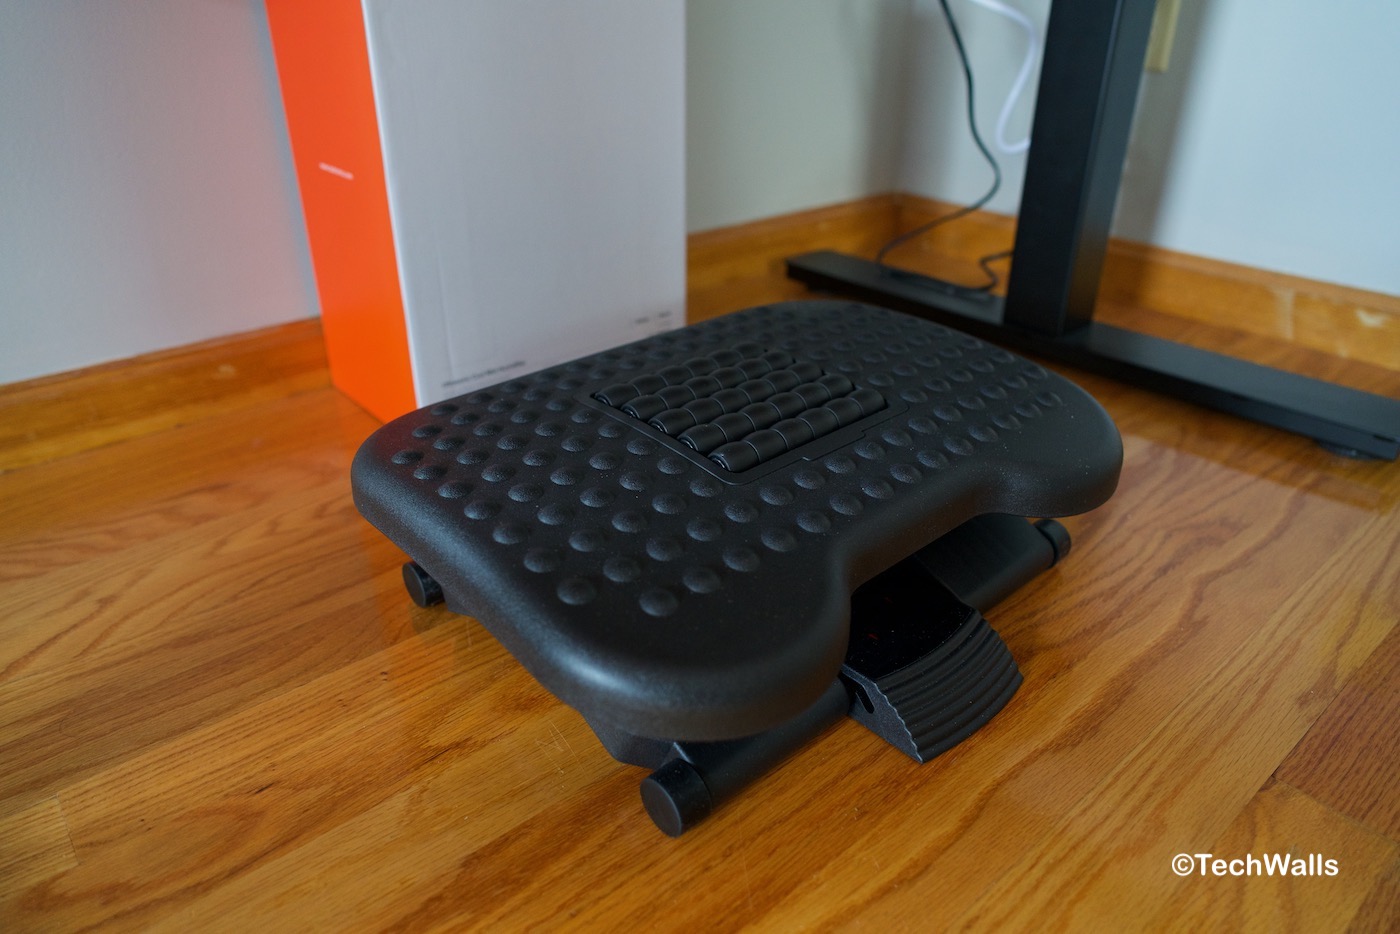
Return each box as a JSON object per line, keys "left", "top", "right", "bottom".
{"left": 0, "top": 620, "right": 576, "bottom": 931}
{"left": 0, "top": 391, "right": 432, "bottom": 826}
{"left": 141, "top": 709, "right": 636, "bottom": 932}
{"left": 53, "top": 380, "right": 1388, "bottom": 932}
{"left": 0, "top": 205, "right": 1397, "bottom": 930}
{"left": 0, "top": 475, "right": 386, "bottom": 682}
{"left": 0, "top": 797, "right": 77, "bottom": 898}
{"left": 1062, "top": 360, "right": 1399, "bottom": 516}
{"left": 1149, "top": 780, "right": 1398, "bottom": 933}
{"left": 1293, "top": 291, "right": 1400, "bottom": 369}
{"left": 1348, "top": 856, "right": 1400, "bottom": 933}
{"left": 755, "top": 430, "right": 1399, "bottom": 930}
{"left": 1090, "top": 301, "right": 1400, "bottom": 399}
{"left": 1100, "top": 241, "right": 1400, "bottom": 370}
{"left": 1277, "top": 624, "right": 1400, "bottom": 841}
{"left": 0, "top": 319, "right": 330, "bottom": 473}
{"left": 686, "top": 194, "right": 897, "bottom": 322}
{"left": 0, "top": 561, "right": 418, "bottom": 821}
{"left": 0, "top": 388, "right": 377, "bottom": 581}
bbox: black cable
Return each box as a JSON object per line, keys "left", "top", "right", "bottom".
{"left": 975, "top": 248, "right": 1013, "bottom": 292}
{"left": 876, "top": 0, "right": 1005, "bottom": 272}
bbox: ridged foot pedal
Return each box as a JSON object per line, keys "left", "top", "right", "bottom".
{"left": 352, "top": 301, "right": 1122, "bottom": 834}
{"left": 843, "top": 554, "right": 1024, "bottom": 763}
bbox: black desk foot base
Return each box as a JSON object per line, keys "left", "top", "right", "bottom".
{"left": 786, "top": 251, "right": 1400, "bottom": 461}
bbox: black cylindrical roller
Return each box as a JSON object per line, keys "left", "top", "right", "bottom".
{"left": 737, "top": 378, "right": 776, "bottom": 403}
{"left": 658, "top": 364, "right": 693, "bottom": 385}
{"left": 1034, "top": 518, "right": 1072, "bottom": 563}
{"left": 736, "top": 357, "right": 773, "bottom": 379}
{"left": 683, "top": 397, "right": 725, "bottom": 423}
{"left": 712, "top": 387, "right": 749, "bottom": 412}
{"left": 817, "top": 373, "right": 854, "bottom": 397}
{"left": 745, "top": 428, "right": 787, "bottom": 462}
{"left": 684, "top": 375, "right": 722, "bottom": 398}
{"left": 630, "top": 374, "right": 666, "bottom": 395}
{"left": 769, "top": 391, "right": 805, "bottom": 418}
{"left": 826, "top": 396, "right": 864, "bottom": 426}
{"left": 794, "top": 382, "right": 833, "bottom": 407}
{"left": 402, "top": 562, "right": 445, "bottom": 608}
{"left": 658, "top": 385, "right": 696, "bottom": 407}
{"left": 641, "top": 759, "right": 712, "bottom": 838}
{"left": 594, "top": 383, "right": 639, "bottom": 407}
{"left": 640, "top": 679, "right": 849, "bottom": 836}
{"left": 766, "top": 370, "right": 801, "bottom": 393}
{"left": 679, "top": 423, "right": 726, "bottom": 454}
{"left": 798, "top": 406, "right": 841, "bottom": 438}
{"left": 623, "top": 394, "right": 668, "bottom": 421}
{"left": 740, "top": 401, "right": 782, "bottom": 431}
{"left": 849, "top": 387, "right": 887, "bottom": 415}
{"left": 711, "top": 366, "right": 745, "bottom": 389}
{"left": 682, "top": 356, "right": 717, "bottom": 375}
{"left": 760, "top": 350, "right": 795, "bottom": 369}
{"left": 650, "top": 409, "right": 697, "bottom": 436}
{"left": 713, "top": 411, "right": 756, "bottom": 441}
{"left": 772, "top": 418, "right": 815, "bottom": 449}
{"left": 710, "top": 441, "right": 761, "bottom": 472}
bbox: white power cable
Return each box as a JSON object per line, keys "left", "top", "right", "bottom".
{"left": 964, "top": 0, "right": 1040, "bottom": 155}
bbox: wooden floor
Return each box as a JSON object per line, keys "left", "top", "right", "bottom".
{"left": 2, "top": 244, "right": 1398, "bottom": 931}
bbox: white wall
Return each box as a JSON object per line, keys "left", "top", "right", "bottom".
{"left": 686, "top": 0, "right": 911, "bottom": 232}
{"left": 2, "top": 0, "right": 903, "bottom": 385}
{"left": 0, "top": 1, "right": 317, "bottom": 385}
{"left": 4, "top": 0, "right": 1394, "bottom": 387}
{"left": 1115, "top": 0, "right": 1400, "bottom": 295}
{"left": 899, "top": 0, "right": 1400, "bottom": 295}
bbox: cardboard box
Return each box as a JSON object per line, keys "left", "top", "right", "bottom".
{"left": 266, "top": 0, "right": 685, "bottom": 420}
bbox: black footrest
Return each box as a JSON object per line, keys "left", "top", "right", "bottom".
{"left": 352, "top": 300, "right": 1119, "bottom": 743}
{"left": 842, "top": 557, "right": 1022, "bottom": 762}
{"left": 351, "top": 300, "right": 1118, "bottom": 834}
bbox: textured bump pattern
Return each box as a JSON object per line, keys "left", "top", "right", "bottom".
{"left": 352, "top": 300, "right": 1122, "bottom": 741}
